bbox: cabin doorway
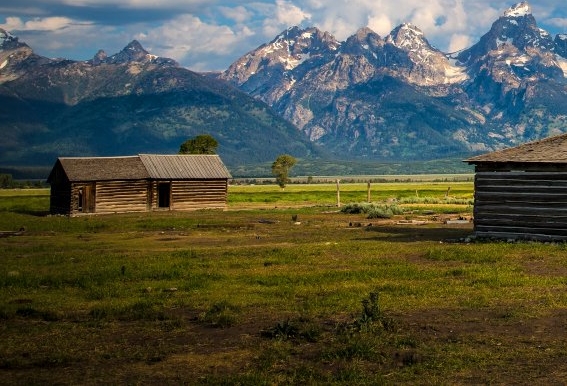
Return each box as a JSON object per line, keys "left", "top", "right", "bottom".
{"left": 77, "top": 184, "right": 96, "bottom": 213}
{"left": 158, "top": 182, "right": 171, "bottom": 208}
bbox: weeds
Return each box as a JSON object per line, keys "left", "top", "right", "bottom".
{"left": 261, "top": 320, "right": 300, "bottom": 340}
{"left": 261, "top": 318, "right": 321, "bottom": 342}
{"left": 341, "top": 202, "right": 404, "bottom": 218}
{"left": 350, "top": 291, "right": 395, "bottom": 333}
{"left": 198, "top": 301, "right": 239, "bottom": 328}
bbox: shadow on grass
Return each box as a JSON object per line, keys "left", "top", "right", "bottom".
{"left": 13, "top": 209, "right": 50, "bottom": 217}
{"left": 360, "top": 225, "right": 473, "bottom": 243}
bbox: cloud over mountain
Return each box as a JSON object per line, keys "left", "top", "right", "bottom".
{"left": 1, "top": 1, "right": 567, "bottom": 71}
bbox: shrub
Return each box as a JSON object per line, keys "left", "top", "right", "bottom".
{"left": 341, "top": 202, "right": 404, "bottom": 219}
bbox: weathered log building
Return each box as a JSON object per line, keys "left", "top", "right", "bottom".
{"left": 466, "top": 133, "right": 567, "bottom": 241}
{"left": 47, "top": 154, "right": 232, "bottom": 216}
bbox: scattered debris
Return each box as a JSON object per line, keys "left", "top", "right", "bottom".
{"left": 445, "top": 216, "right": 471, "bottom": 224}
{"left": 0, "top": 229, "right": 26, "bottom": 238}
{"left": 396, "top": 220, "right": 428, "bottom": 225}
{"left": 445, "top": 219, "right": 470, "bottom": 225}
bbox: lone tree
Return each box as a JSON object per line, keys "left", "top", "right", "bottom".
{"left": 271, "top": 154, "right": 297, "bottom": 189}
{"left": 179, "top": 134, "right": 218, "bottom": 154}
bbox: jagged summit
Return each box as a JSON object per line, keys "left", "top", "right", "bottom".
{"left": 504, "top": 2, "right": 531, "bottom": 17}
{"left": 341, "top": 27, "right": 383, "bottom": 55}
{"left": 219, "top": 26, "right": 340, "bottom": 103}
{"left": 91, "top": 49, "right": 108, "bottom": 65}
{"left": 456, "top": 1, "right": 555, "bottom": 67}
{"left": 87, "top": 40, "right": 178, "bottom": 66}
{"left": 108, "top": 40, "right": 150, "bottom": 63}
{"left": 270, "top": 26, "right": 340, "bottom": 58}
{"left": 0, "top": 28, "right": 28, "bottom": 50}
{"left": 386, "top": 23, "right": 428, "bottom": 50}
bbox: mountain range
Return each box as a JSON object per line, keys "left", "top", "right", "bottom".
{"left": 219, "top": 1, "right": 567, "bottom": 161}
{"left": 2, "top": 1, "right": 567, "bottom": 178}
{"left": 0, "top": 34, "right": 321, "bottom": 178}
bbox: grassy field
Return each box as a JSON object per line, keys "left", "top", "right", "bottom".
{"left": 2, "top": 183, "right": 567, "bottom": 384}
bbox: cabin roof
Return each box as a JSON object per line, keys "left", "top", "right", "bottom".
{"left": 48, "top": 154, "right": 232, "bottom": 182}
{"left": 51, "top": 156, "right": 149, "bottom": 182}
{"left": 465, "top": 133, "right": 567, "bottom": 164}
{"left": 139, "top": 154, "right": 232, "bottom": 179}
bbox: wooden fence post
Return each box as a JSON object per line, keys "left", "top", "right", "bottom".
{"left": 336, "top": 179, "right": 341, "bottom": 208}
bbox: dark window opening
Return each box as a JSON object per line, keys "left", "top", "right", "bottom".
{"left": 78, "top": 188, "right": 83, "bottom": 211}
{"left": 158, "top": 182, "right": 171, "bottom": 208}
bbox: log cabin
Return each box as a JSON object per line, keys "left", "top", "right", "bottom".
{"left": 47, "top": 154, "right": 232, "bottom": 216}
{"left": 465, "top": 133, "right": 567, "bottom": 241}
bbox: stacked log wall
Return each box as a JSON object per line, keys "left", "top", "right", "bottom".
{"left": 171, "top": 180, "right": 227, "bottom": 210}
{"left": 474, "top": 170, "right": 567, "bottom": 240}
{"left": 93, "top": 180, "right": 149, "bottom": 214}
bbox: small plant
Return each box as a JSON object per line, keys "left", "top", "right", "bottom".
{"left": 199, "top": 301, "right": 239, "bottom": 328}
{"left": 361, "top": 292, "right": 380, "bottom": 322}
{"left": 353, "top": 291, "right": 394, "bottom": 332}
{"left": 261, "top": 319, "right": 299, "bottom": 340}
{"left": 261, "top": 318, "right": 321, "bottom": 342}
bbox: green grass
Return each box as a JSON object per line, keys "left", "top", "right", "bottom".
{"left": 3, "top": 183, "right": 567, "bottom": 384}
{"left": 228, "top": 181, "right": 473, "bottom": 206}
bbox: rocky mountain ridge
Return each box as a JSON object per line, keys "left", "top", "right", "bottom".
{"left": 2, "top": 1, "right": 567, "bottom": 178}
{"left": 0, "top": 29, "right": 320, "bottom": 175}
{"left": 219, "top": 1, "right": 567, "bottom": 160}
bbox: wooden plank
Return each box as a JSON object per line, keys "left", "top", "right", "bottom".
{"left": 474, "top": 230, "right": 567, "bottom": 241}
{"left": 475, "top": 200, "right": 567, "bottom": 207}
{"left": 170, "top": 180, "right": 227, "bottom": 210}
{"left": 475, "top": 178, "right": 567, "bottom": 187}
{"left": 475, "top": 171, "right": 567, "bottom": 178}
{"left": 475, "top": 191, "right": 567, "bottom": 200}
{"left": 95, "top": 180, "right": 148, "bottom": 213}
{"left": 474, "top": 225, "right": 567, "bottom": 237}
{"left": 474, "top": 219, "right": 567, "bottom": 230}
{"left": 474, "top": 204, "right": 567, "bottom": 212}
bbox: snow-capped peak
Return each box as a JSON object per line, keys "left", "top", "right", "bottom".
{"left": 504, "top": 2, "right": 531, "bottom": 17}
{"left": 386, "top": 23, "right": 427, "bottom": 50}
{"left": 0, "top": 28, "right": 14, "bottom": 43}
{"left": 0, "top": 28, "right": 16, "bottom": 48}
{"left": 0, "top": 28, "right": 28, "bottom": 51}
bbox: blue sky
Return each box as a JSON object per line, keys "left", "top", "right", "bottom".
{"left": 1, "top": 1, "right": 566, "bottom": 71}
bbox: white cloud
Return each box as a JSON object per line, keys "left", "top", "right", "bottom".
{"left": 448, "top": 33, "right": 471, "bottom": 53}
{"left": 136, "top": 14, "right": 255, "bottom": 70}
{"left": 2, "top": 0, "right": 565, "bottom": 70}
{"left": 60, "top": 0, "right": 209, "bottom": 9}
{"left": 546, "top": 17, "right": 567, "bottom": 29}
{"left": 262, "top": 0, "right": 311, "bottom": 37}
{"left": 274, "top": 0, "right": 311, "bottom": 25}
{"left": 367, "top": 14, "right": 393, "bottom": 37}
{"left": 218, "top": 6, "right": 254, "bottom": 24}
{"left": 0, "top": 16, "right": 83, "bottom": 31}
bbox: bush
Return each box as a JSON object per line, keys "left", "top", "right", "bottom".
{"left": 341, "top": 202, "right": 404, "bottom": 219}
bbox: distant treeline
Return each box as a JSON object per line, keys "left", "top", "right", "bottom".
{"left": 0, "top": 174, "right": 48, "bottom": 189}
{"left": 232, "top": 174, "right": 474, "bottom": 185}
